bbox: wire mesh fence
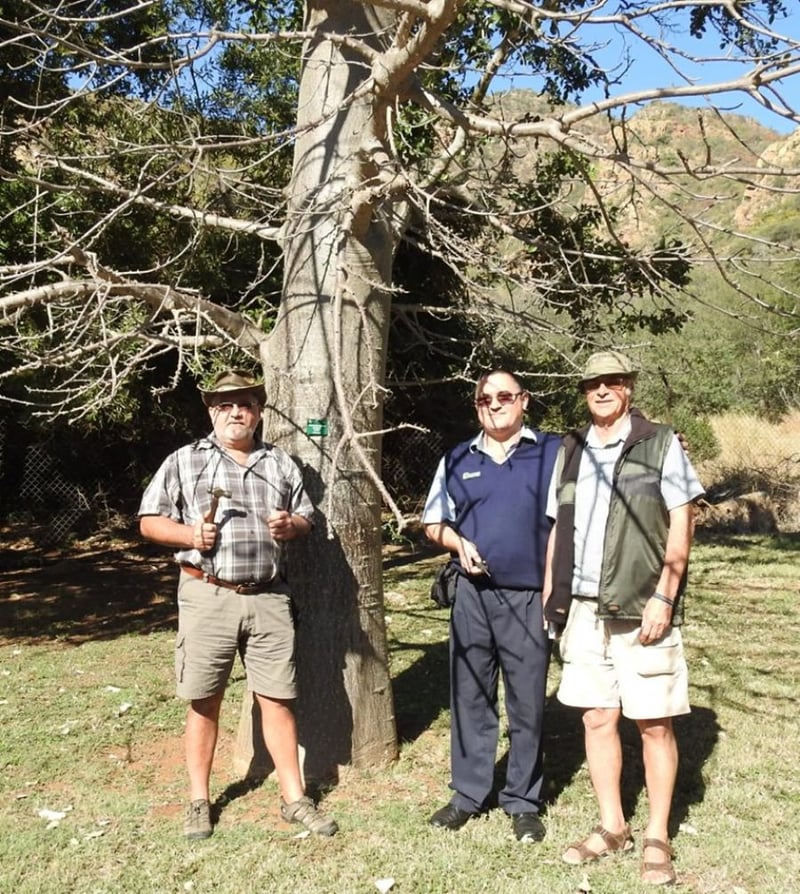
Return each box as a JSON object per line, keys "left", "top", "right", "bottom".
{"left": 2, "top": 414, "right": 799, "bottom": 548}
{"left": 695, "top": 412, "right": 800, "bottom": 534}
{"left": 382, "top": 427, "right": 444, "bottom": 519}
{"left": 0, "top": 423, "right": 92, "bottom": 545}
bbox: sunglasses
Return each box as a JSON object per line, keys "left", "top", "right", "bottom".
{"left": 581, "top": 376, "right": 629, "bottom": 392}
{"left": 474, "top": 391, "right": 524, "bottom": 409}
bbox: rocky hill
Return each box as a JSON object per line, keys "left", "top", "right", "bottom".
{"left": 486, "top": 91, "right": 800, "bottom": 247}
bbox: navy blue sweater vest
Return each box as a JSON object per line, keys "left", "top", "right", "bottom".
{"left": 445, "top": 433, "right": 560, "bottom": 589}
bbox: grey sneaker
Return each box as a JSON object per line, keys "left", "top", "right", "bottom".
{"left": 184, "top": 799, "right": 213, "bottom": 840}
{"left": 280, "top": 795, "right": 338, "bottom": 837}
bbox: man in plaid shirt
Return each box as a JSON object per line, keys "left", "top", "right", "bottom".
{"left": 139, "top": 370, "right": 337, "bottom": 840}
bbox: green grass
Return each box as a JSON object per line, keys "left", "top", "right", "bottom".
{"left": 1, "top": 534, "right": 798, "bottom": 893}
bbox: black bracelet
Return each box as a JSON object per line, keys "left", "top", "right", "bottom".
{"left": 652, "top": 591, "right": 675, "bottom": 607}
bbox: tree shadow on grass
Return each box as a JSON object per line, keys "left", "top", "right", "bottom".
{"left": 693, "top": 529, "right": 800, "bottom": 555}
{"left": 392, "top": 631, "right": 450, "bottom": 742}
{"left": 542, "top": 701, "right": 720, "bottom": 833}
{"left": 0, "top": 533, "right": 179, "bottom": 644}
{"left": 392, "top": 639, "right": 589, "bottom": 811}
{"left": 541, "top": 694, "right": 590, "bottom": 808}
{"left": 211, "top": 776, "right": 266, "bottom": 825}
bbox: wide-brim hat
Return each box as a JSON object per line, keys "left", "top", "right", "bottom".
{"left": 578, "top": 350, "right": 638, "bottom": 387}
{"left": 199, "top": 369, "right": 266, "bottom": 406}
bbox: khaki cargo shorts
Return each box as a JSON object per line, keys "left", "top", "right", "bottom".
{"left": 174, "top": 571, "right": 296, "bottom": 701}
{"left": 556, "top": 596, "right": 690, "bottom": 719}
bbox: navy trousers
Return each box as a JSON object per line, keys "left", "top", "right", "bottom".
{"left": 448, "top": 575, "right": 550, "bottom": 815}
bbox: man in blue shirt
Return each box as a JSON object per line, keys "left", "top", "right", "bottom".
{"left": 422, "top": 369, "right": 560, "bottom": 842}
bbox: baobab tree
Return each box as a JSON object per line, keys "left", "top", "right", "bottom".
{"left": 1, "top": 0, "right": 798, "bottom": 772}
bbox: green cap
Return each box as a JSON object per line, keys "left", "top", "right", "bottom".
{"left": 578, "top": 351, "right": 637, "bottom": 385}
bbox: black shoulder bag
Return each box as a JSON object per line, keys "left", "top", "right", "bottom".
{"left": 430, "top": 561, "right": 460, "bottom": 608}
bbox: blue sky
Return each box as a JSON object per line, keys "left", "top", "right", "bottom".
{"left": 576, "top": 8, "right": 800, "bottom": 134}
{"left": 489, "top": 6, "right": 800, "bottom": 134}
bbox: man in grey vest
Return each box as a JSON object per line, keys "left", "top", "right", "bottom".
{"left": 544, "top": 351, "right": 704, "bottom": 886}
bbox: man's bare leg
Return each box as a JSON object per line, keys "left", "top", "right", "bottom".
{"left": 563, "top": 707, "right": 631, "bottom": 861}
{"left": 638, "top": 717, "right": 678, "bottom": 884}
{"left": 255, "top": 693, "right": 304, "bottom": 803}
{"left": 186, "top": 691, "right": 225, "bottom": 801}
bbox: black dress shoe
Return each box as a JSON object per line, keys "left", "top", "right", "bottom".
{"left": 429, "top": 803, "right": 475, "bottom": 830}
{"left": 511, "top": 812, "right": 546, "bottom": 842}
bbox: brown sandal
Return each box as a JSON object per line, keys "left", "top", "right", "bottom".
{"left": 641, "top": 838, "right": 676, "bottom": 886}
{"left": 562, "top": 824, "right": 634, "bottom": 865}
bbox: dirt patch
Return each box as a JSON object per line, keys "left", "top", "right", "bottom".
{"left": 695, "top": 491, "right": 780, "bottom": 534}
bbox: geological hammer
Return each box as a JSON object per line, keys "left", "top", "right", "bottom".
{"left": 204, "top": 486, "right": 231, "bottom": 524}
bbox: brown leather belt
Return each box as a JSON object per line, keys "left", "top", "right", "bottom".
{"left": 180, "top": 564, "right": 273, "bottom": 595}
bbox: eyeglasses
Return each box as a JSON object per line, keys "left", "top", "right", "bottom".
{"left": 474, "top": 391, "right": 524, "bottom": 409}
{"left": 581, "top": 376, "right": 629, "bottom": 392}
{"left": 213, "top": 400, "right": 258, "bottom": 412}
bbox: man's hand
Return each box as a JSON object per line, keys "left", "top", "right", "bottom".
{"left": 639, "top": 595, "right": 673, "bottom": 645}
{"left": 192, "top": 518, "right": 218, "bottom": 552}
{"left": 457, "top": 538, "right": 489, "bottom": 576}
{"left": 268, "top": 510, "right": 311, "bottom": 541}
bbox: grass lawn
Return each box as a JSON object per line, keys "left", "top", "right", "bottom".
{"left": 0, "top": 530, "right": 798, "bottom": 893}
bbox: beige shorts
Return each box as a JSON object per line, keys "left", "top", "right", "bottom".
{"left": 174, "top": 572, "right": 296, "bottom": 701}
{"left": 557, "top": 596, "right": 690, "bottom": 719}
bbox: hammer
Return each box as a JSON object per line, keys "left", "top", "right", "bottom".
{"left": 204, "top": 486, "right": 231, "bottom": 524}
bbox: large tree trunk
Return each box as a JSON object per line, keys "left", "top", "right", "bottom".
{"left": 236, "top": 1, "right": 399, "bottom": 780}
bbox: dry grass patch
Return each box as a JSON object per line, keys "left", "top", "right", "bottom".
{"left": 707, "top": 410, "right": 800, "bottom": 467}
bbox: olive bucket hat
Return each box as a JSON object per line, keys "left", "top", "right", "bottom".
{"left": 199, "top": 369, "right": 266, "bottom": 406}
{"left": 578, "top": 351, "right": 638, "bottom": 387}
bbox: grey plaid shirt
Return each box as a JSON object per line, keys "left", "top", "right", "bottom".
{"left": 138, "top": 434, "right": 313, "bottom": 583}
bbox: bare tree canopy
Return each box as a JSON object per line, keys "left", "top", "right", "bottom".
{"left": 2, "top": 1, "right": 798, "bottom": 410}
{"left": 1, "top": 0, "right": 798, "bottom": 767}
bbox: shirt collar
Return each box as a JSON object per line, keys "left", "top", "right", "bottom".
{"left": 200, "top": 432, "right": 270, "bottom": 456}
{"left": 586, "top": 416, "right": 631, "bottom": 448}
{"left": 470, "top": 425, "right": 538, "bottom": 454}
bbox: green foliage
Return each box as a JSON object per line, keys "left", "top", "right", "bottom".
{"left": 0, "top": 0, "right": 187, "bottom": 102}
{"left": 0, "top": 84, "right": 283, "bottom": 422}
{"left": 751, "top": 195, "right": 800, "bottom": 248}
{"left": 197, "top": 2, "right": 302, "bottom": 132}
{"left": 670, "top": 411, "right": 720, "bottom": 464}
{"left": 688, "top": 0, "right": 787, "bottom": 53}
{"left": 1, "top": 0, "right": 798, "bottom": 458}
{"left": 436, "top": 0, "right": 608, "bottom": 105}
{"left": 386, "top": 237, "right": 485, "bottom": 446}
{"left": 485, "top": 150, "right": 692, "bottom": 341}
{"left": 386, "top": 138, "right": 697, "bottom": 446}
